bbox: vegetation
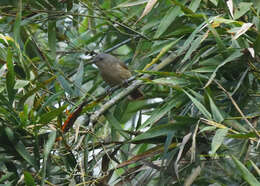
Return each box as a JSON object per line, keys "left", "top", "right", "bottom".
{"left": 0, "top": 0, "right": 260, "bottom": 185}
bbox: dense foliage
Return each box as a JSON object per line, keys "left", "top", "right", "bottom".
{"left": 0, "top": 0, "right": 260, "bottom": 185}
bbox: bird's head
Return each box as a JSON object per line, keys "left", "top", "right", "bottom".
{"left": 92, "top": 53, "right": 117, "bottom": 68}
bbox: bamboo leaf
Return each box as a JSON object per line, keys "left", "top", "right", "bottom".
{"left": 57, "top": 75, "right": 73, "bottom": 96}
{"left": 42, "top": 131, "right": 56, "bottom": 186}
{"left": 231, "top": 155, "right": 260, "bottom": 186}
{"left": 234, "top": 2, "right": 253, "bottom": 20}
{"left": 48, "top": 20, "right": 56, "bottom": 59}
{"left": 39, "top": 105, "right": 67, "bottom": 124}
{"left": 207, "top": 93, "right": 224, "bottom": 123}
{"left": 140, "top": 93, "right": 187, "bottom": 129}
{"left": 5, "top": 127, "right": 35, "bottom": 167}
{"left": 204, "top": 50, "right": 243, "bottom": 87}
{"left": 133, "top": 122, "right": 191, "bottom": 142}
{"left": 13, "top": 0, "right": 22, "bottom": 42}
{"left": 210, "top": 128, "right": 228, "bottom": 155}
{"left": 24, "top": 171, "right": 36, "bottom": 186}
{"left": 154, "top": 6, "right": 181, "bottom": 38}
{"left": 137, "top": 0, "right": 158, "bottom": 22}
{"left": 6, "top": 48, "right": 16, "bottom": 104}
{"left": 183, "top": 89, "right": 212, "bottom": 119}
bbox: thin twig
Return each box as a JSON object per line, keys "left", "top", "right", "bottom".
{"left": 214, "top": 80, "right": 260, "bottom": 138}
{"left": 104, "top": 37, "right": 139, "bottom": 54}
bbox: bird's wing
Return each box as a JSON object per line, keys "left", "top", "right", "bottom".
{"left": 117, "top": 59, "right": 129, "bottom": 70}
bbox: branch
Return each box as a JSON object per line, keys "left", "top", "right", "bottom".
{"left": 104, "top": 37, "right": 139, "bottom": 54}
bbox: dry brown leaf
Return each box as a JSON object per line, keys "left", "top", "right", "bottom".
{"left": 174, "top": 133, "right": 192, "bottom": 180}
{"left": 116, "top": 143, "right": 177, "bottom": 169}
{"left": 136, "top": 0, "right": 158, "bottom": 23}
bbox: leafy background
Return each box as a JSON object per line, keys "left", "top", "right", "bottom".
{"left": 0, "top": 0, "right": 260, "bottom": 185}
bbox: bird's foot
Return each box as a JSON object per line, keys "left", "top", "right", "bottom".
{"left": 105, "top": 87, "right": 113, "bottom": 95}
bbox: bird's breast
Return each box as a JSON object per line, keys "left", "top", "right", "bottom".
{"left": 99, "top": 62, "right": 132, "bottom": 86}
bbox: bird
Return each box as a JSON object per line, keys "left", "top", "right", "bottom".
{"left": 92, "top": 53, "right": 143, "bottom": 100}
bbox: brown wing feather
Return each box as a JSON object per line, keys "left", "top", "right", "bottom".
{"left": 118, "top": 60, "right": 129, "bottom": 69}
{"left": 113, "top": 57, "right": 129, "bottom": 69}
{"left": 116, "top": 62, "right": 132, "bottom": 80}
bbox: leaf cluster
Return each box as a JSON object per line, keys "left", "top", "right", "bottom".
{"left": 0, "top": 0, "right": 260, "bottom": 185}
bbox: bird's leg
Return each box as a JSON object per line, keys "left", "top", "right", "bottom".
{"left": 122, "top": 76, "right": 135, "bottom": 87}
{"left": 105, "top": 86, "right": 113, "bottom": 95}
{"left": 122, "top": 79, "right": 130, "bottom": 86}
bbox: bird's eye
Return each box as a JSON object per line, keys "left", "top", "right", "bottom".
{"left": 99, "top": 57, "right": 103, "bottom": 60}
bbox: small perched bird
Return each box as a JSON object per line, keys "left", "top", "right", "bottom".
{"left": 92, "top": 53, "right": 143, "bottom": 100}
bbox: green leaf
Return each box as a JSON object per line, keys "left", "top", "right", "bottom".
{"left": 79, "top": 17, "right": 89, "bottom": 34}
{"left": 114, "top": 98, "right": 130, "bottom": 122}
{"left": 39, "top": 105, "right": 67, "bottom": 124}
{"left": 234, "top": 3, "right": 253, "bottom": 20}
{"left": 231, "top": 155, "right": 260, "bottom": 186}
{"left": 24, "top": 171, "right": 36, "bottom": 186}
{"left": 5, "top": 127, "right": 35, "bottom": 167}
{"left": 13, "top": 0, "right": 22, "bottom": 42}
{"left": 48, "top": 20, "right": 56, "bottom": 58}
{"left": 180, "top": 34, "right": 204, "bottom": 71}
{"left": 116, "top": 0, "right": 148, "bottom": 8}
{"left": 0, "top": 93, "right": 21, "bottom": 125}
{"left": 199, "top": 54, "right": 223, "bottom": 66}
{"left": 70, "top": 31, "right": 103, "bottom": 48}
{"left": 171, "top": 0, "right": 194, "bottom": 15}
{"left": 25, "top": 93, "right": 36, "bottom": 112}
{"left": 209, "top": 0, "right": 218, "bottom": 6}
{"left": 14, "top": 80, "right": 30, "bottom": 89}
{"left": 42, "top": 131, "right": 56, "bottom": 186}
{"left": 189, "top": 0, "right": 201, "bottom": 12}
{"left": 177, "top": 21, "right": 205, "bottom": 55}
{"left": 105, "top": 112, "right": 128, "bottom": 139}
{"left": 254, "top": 34, "right": 260, "bottom": 54}
{"left": 57, "top": 75, "right": 73, "bottom": 96}
{"left": 210, "top": 128, "right": 228, "bottom": 155}
{"left": 43, "top": 131, "right": 56, "bottom": 158}
{"left": 0, "top": 172, "right": 15, "bottom": 183}
{"left": 199, "top": 126, "right": 216, "bottom": 133}
{"left": 18, "top": 76, "right": 56, "bottom": 109}
{"left": 249, "top": 160, "right": 260, "bottom": 177}
{"left": 154, "top": 6, "right": 181, "bottom": 38}
{"left": 126, "top": 99, "right": 148, "bottom": 113}
{"left": 205, "top": 50, "right": 243, "bottom": 87}
{"left": 152, "top": 77, "right": 189, "bottom": 87}
{"left": 146, "top": 37, "right": 183, "bottom": 58}
{"left": 6, "top": 48, "right": 16, "bottom": 104}
{"left": 133, "top": 122, "right": 191, "bottom": 142}
{"left": 74, "top": 62, "right": 84, "bottom": 96}
{"left": 183, "top": 89, "right": 212, "bottom": 119}
{"left": 163, "top": 132, "right": 174, "bottom": 159}
{"left": 203, "top": 15, "right": 226, "bottom": 52}
{"left": 38, "top": 91, "right": 63, "bottom": 114}
{"left": 191, "top": 66, "right": 216, "bottom": 73}
{"left": 227, "top": 132, "right": 257, "bottom": 139}
{"left": 140, "top": 93, "right": 187, "bottom": 129}
{"left": 208, "top": 94, "right": 224, "bottom": 123}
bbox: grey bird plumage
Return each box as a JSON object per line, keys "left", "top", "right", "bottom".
{"left": 93, "top": 53, "right": 143, "bottom": 99}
